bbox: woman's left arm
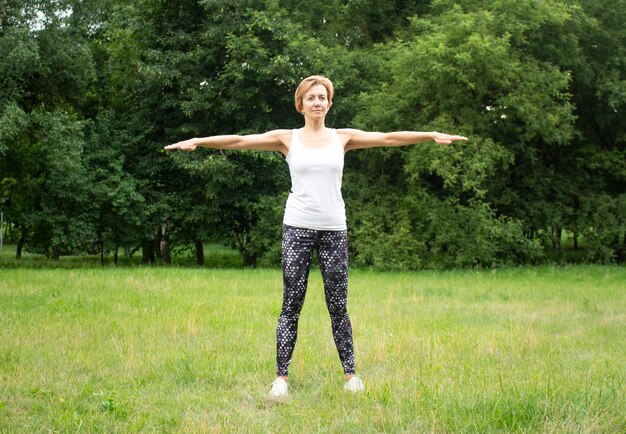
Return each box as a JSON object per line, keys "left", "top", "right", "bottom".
{"left": 339, "top": 129, "right": 467, "bottom": 152}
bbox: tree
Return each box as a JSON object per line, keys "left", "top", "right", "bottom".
{"left": 565, "top": 0, "right": 626, "bottom": 262}
{"left": 345, "top": 0, "right": 575, "bottom": 268}
{"left": 101, "top": 0, "right": 353, "bottom": 265}
{"left": 2, "top": 0, "right": 623, "bottom": 267}
{"left": 0, "top": 1, "right": 97, "bottom": 258}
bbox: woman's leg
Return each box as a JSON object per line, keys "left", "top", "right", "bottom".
{"left": 318, "top": 229, "right": 355, "bottom": 375}
{"left": 276, "top": 225, "right": 315, "bottom": 377}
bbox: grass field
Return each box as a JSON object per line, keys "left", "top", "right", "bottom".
{"left": 0, "top": 262, "right": 625, "bottom": 432}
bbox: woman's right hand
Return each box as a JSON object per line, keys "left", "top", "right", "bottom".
{"left": 164, "top": 138, "right": 197, "bottom": 151}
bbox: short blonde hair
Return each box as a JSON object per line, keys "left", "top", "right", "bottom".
{"left": 294, "top": 75, "right": 334, "bottom": 112}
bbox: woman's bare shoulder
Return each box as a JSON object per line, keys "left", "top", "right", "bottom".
{"left": 266, "top": 129, "right": 293, "bottom": 143}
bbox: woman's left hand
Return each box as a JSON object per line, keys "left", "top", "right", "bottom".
{"left": 433, "top": 132, "right": 468, "bottom": 145}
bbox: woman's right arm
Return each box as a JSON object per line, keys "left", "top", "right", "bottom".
{"left": 164, "top": 129, "right": 291, "bottom": 156}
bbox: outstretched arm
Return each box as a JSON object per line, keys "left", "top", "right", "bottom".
{"left": 164, "top": 129, "right": 291, "bottom": 155}
{"left": 340, "top": 129, "right": 468, "bottom": 152}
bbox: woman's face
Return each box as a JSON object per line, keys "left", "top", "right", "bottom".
{"left": 301, "top": 84, "right": 330, "bottom": 118}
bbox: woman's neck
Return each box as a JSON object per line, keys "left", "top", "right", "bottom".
{"left": 302, "top": 117, "right": 326, "bottom": 133}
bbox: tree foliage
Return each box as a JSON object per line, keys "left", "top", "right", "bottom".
{"left": 1, "top": 0, "right": 624, "bottom": 267}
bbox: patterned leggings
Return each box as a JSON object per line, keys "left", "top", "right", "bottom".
{"left": 276, "top": 224, "right": 355, "bottom": 377}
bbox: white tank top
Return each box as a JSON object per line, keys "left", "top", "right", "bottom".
{"left": 283, "top": 128, "right": 347, "bottom": 230}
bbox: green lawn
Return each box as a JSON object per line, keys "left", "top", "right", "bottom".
{"left": 0, "top": 265, "right": 624, "bottom": 432}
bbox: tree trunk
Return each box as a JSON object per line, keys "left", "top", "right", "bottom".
{"left": 100, "top": 240, "right": 105, "bottom": 266}
{"left": 142, "top": 239, "right": 155, "bottom": 264}
{"left": 16, "top": 231, "right": 26, "bottom": 259}
{"left": 234, "top": 231, "right": 257, "bottom": 268}
{"left": 52, "top": 245, "right": 61, "bottom": 261}
{"left": 159, "top": 223, "right": 171, "bottom": 265}
{"left": 552, "top": 226, "right": 563, "bottom": 259}
{"left": 114, "top": 241, "right": 119, "bottom": 266}
{"left": 160, "top": 238, "right": 171, "bottom": 265}
{"left": 243, "top": 252, "right": 257, "bottom": 268}
{"left": 195, "top": 239, "right": 204, "bottom": 266}
{"left": 154, "top": 228, "right": 163, "bottom": 260}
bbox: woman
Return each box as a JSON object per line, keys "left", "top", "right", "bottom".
{"left": 164, "top": 75, "right": 467, "bottom": 397}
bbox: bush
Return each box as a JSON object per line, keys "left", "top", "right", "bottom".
{"left": 348, "top": 191, "right": 542, "bottom": 270}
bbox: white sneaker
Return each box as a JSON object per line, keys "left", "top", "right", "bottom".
{"left": 269, "top": 378, "right": 288, "bottom": 398}
{"left": 344, "top": 376, "right": 365, "bottom": 393}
